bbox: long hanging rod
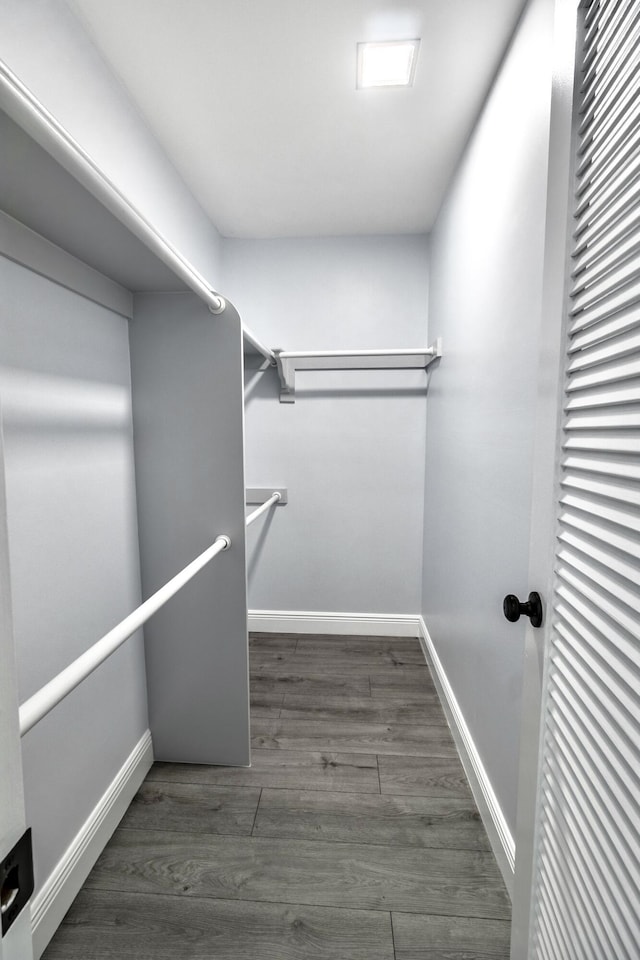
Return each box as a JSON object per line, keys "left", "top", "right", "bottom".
{"left": 0, "top": 59, "right": 275, "bottom": 364}
{"left": 18, "top": 534, "right": 231, "bottom": 737}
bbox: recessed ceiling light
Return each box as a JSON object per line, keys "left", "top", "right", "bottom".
{"left": 357, "top": 40, "right": 420, "bottom": 89}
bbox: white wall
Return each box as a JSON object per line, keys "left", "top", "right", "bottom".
{"left": 0, "top": 0, "right": 222, "bottom": 285}
{"left": 0, "top": 255, "right": 148, "bottom": 893}
{"left": 223, "top": 236, "right": 430, "bottom": 617}
{"left": 421, "top": 0, "right": 554, "bottom": 837}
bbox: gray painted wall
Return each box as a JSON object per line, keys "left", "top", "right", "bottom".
{"left": 0, "top": 254, "right": 148, "bottom": 893}
{"left": 130, "top": 293, "right": 250, "bottom": 765}
{"left": 223, "top": 235, "right": 429, "bottom": 615}
{"left": 421, "top": 0, "right": 554, "bottom": 836}
{"left": 0, "top": 0, "right": 222, "bottom": 285}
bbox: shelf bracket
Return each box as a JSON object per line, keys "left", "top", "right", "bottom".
{"left": 246, "top": 487, "right": 288, "bottom": 505}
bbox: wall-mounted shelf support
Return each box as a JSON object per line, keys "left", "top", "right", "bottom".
{"left": 274, "top": 340, "right": 442, "bottom": 402}
{"left": 246, "top": 487, "right": 288, "bottom": 505}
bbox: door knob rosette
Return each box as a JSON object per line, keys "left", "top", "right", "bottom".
{"left": 503, "top": 591, "right": 543, "bottom": 628}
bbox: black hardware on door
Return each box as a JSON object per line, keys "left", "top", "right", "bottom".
{"left": 0, "top": 828, "right": 34, "bottom": 936}
{"left": 503, "top": 591, "right": 543, "bottom": 628}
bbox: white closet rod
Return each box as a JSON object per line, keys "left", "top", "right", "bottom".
{"left": 246, "top": 492, "right": 281, "bottom": 527}
{"left": 244, "top": 327, "right": 275, "bottom": 363}
{"left": 18, "top": 534, "right": 231, "bottom": 737}
{"left": 0, "top": 60, "right": 274, "bottom": 364}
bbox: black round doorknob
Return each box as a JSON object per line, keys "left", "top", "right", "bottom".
{"left": 503, "top": 591, "right": 543, "bottom": 628}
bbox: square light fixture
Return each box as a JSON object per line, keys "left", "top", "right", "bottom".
{"left": 357, "top": 40, "right": 420, "bottom": 89}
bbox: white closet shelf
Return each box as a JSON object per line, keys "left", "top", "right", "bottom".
{"left": 274, "top": 340, "right": 442, "bottom": 402}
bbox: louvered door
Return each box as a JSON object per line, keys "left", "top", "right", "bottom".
{"left": 529, "top": 0, "right": 640, "bottom": 957}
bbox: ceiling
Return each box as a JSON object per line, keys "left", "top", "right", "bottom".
{"left": 68, "top": 0, "right": 526, "bottom": 239}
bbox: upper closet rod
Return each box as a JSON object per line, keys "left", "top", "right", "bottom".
{"left": 0, "top": 60, "right": 274, "bottom": 364}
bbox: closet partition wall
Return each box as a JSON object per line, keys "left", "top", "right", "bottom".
{"left": 130, "top": 292, "right": 250, "bottom": 764}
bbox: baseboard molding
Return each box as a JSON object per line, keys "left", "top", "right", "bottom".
{"left": 248, "top": 609, "right": 421, "bottom": 637}
{"left": 418, "top": 617, "right": 515, "bottom": 896}
{"left": 31, "top": 729, "right": 153, "bottom": 958}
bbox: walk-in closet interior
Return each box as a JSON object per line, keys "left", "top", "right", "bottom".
{"left": 1, "top": 1, "right": 639, "bottom": 958}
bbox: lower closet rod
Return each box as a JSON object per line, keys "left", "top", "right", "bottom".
{"left": 18, "top": 534, "right": 232, "bottom": 737}
{"left": 246, "top": 492, "right": 281, "bottom": 528}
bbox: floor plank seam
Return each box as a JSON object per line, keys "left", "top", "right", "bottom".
{"left": 141, "top": 783, "right": 382, "bottom": 795}
{"left": 76, "top": 886, "right": 415, "bottom": 918}
{"left": 114, "top": 823, "right": 491, "bottom": 852}
{"left": 376, "top": 755, "right": 382, "bottom": 794}
{"left": 251, "top": 718, "right": 453, "bottom": 733}
{"left": 83, "top": 882, "right": 511, "bottom": 923}
{"left": 389, "top": 907, "right": 513, "bottom": 923}
{"left": 251, "top": 788, "right": 263, "bottom": 836}
{"left": 81, "top": 882, "right": 436, "bottom": 917}
{"left": 390, "top": 911, "right": 397, "bottom": 960}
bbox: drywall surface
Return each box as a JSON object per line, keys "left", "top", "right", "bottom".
{"left": 0, "top": 0, "right": 222, "bottom": 285}
{"left": 129, "top": 293, "right": 250, "bottom": 764}
{"left": 223, "top": 235, "right": 429, "bottom": 615}
{"left": 0, "top": 254, "right": 148, "bottom": 894}
{"left": 422, "top": 0, "right": 554, "bottom": 836}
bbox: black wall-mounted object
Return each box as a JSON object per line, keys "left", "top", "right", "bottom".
{"left": 1, "top": 828, "right": 34, "bottom": 936}
{"left": 503, "top": 591, "right": 543, "bottom": 628}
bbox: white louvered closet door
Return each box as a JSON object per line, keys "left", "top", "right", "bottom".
{"left": 529, "top": 0, "right": 640, "bottom": 957}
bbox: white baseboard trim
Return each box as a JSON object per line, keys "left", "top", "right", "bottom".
{"left": 31, "top": 729, "right": 153, "bottom": 958}
{"left": 418, "top": 617, "right": 515, "bottom": 896}
{"left": 248, "top": 609, "right": 421, "bottom": 637}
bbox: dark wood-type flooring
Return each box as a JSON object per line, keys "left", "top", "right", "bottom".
{"left": 43, "top": 633, "right": 511, "bottom": 959}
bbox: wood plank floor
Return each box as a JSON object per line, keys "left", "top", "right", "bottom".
{"left": 43, "top": 633, "right": 511, "bottom": 959}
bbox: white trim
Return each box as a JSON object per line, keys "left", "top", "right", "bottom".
{"left": 418, "top": 617, "right": 515, "bottom": 894}
{"left": 30, "top": 730, "right": 153, "bottom": 958}
{"left": 0, "top": 210, "right": 133, "bottom": 319}
{"left": 248, "top": 609, "right": 421, "bottom": 637}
